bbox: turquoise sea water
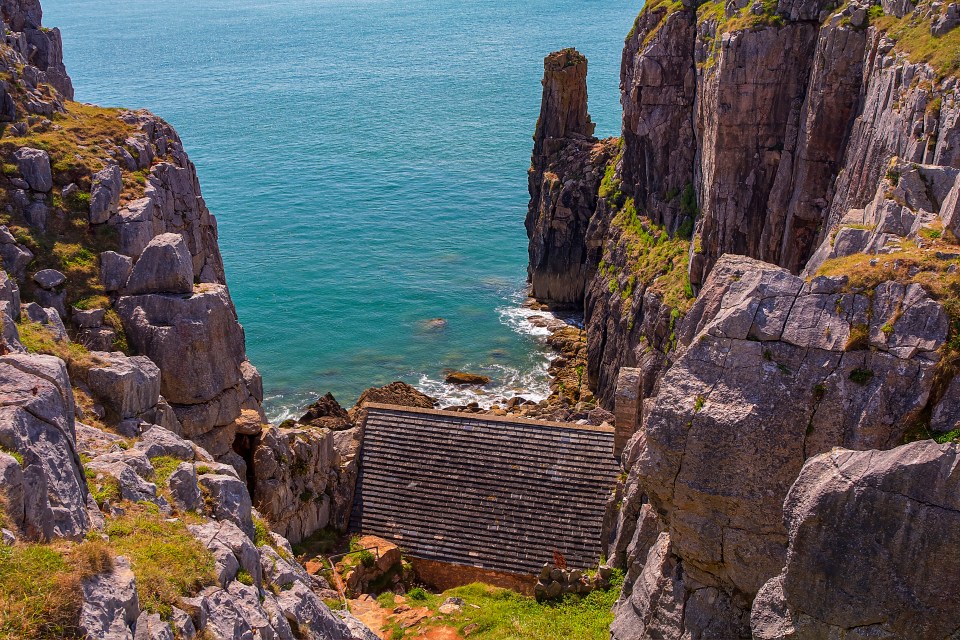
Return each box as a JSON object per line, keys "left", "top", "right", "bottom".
{"left": 43, "top": 0, "right": 639, "bottom": 420}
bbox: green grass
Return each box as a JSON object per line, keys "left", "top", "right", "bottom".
{"left": 16, "top": 321, "right": 106, "bottom": 380}
{"left": 874, "top": 3, "right": 960, "bottom": 78}
{"left": 935, "top": 428, "right": 960, "bottom": 443}
{"left": 438, "top": 574, "right": 624, "bottom": 640}
{"left": 103, "top": 508, "right": 216, "bottom": 619}
{"left": 408, "top": 586, "right": 427, "bottom": 601}
{"left": 0, "top": 447, "right": 23, "bottom": 466}
{"left": 0, "top": 540, "right": 113, "bottom": 639}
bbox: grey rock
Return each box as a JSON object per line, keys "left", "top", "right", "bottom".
{"left": 337, "top": 612, "right": 379, "bottom": 640}
{"left": 0, "top": 353, "right": 89, "bottom": 540}
{"left": 90, "top": 164, "right": 123, "bottom": 225}
{"left": 0, "top": 269, "right": 20, "bottom": 322}
{"left": 90, "top": 449, "right": 153, "bottom": 479}
{"left": 135, "top": 425, "right": 194, "bottom": 460}
{"left": 170, "top": 607, "right": 196, "bottom": 640}
{"left": 0, "top": 453, "right": 24, "bottom": 536}
{"left": 124, "top": 233, "right": 194, "bottom": 296}
{"left": 73, "top": 307, "right": 106, "bottom": 329}
{"left": 80, "top": 556, "right": 139, "bottom": 640}
{"left": 168, "top": 462, "right": 202, "bottom": 513}
{"left": 197, "top": 472, "right": 254, "bottom": 539}
{"left": 133, "top": 611, "right": 173, "bottom": 640}
{"left": 276, "top": 580, "right": 352, "bottom": 640}
{"left": 0, "top": 226, "right": 33, "bottom": 281}
{"left": 201, "top": 587, "right": 255, "bottom": 640}
{"left": 87, "top": 352, "right": 161, "bottom": 422}
{"left": 32, "top": 268, "right": 64, "bottom": 290}
{"left": 13, "top": 147, "right": 52, "bottom": 192}
{"left": 35, "top": 290, "right": 66, "bottom": 320}
{"left": 116, "top": 286, "right": 246, "bottom": 409}
{"left": 752, "top": 442, "right": 960, "bottom": 639}
{"left": 618, "top": 255, "right": 948, "bottom": 636}
{"left": 100, "top": 251, "right": 133, "bottom": 292}
{"left": 931, "top": 374, "right": 960, "bottom": 433}
{"left": 86, "top": 459, "right": 165, "bottom": 508}
{"left": 24, "top": 200, "right": 48, "bottom": 230}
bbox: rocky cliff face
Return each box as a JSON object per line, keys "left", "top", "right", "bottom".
{"left": 528, "top": 0, "right": 960, "bottom": 636}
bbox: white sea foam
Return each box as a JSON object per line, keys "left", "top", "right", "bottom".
{"left": 416, "top": 292, "right": 584, "bottom": 409}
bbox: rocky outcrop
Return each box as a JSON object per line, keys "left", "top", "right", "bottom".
{"left": 526, "top": 48, "right": 613, "bottom": 306}
{"left": 752, "top": 441, "right": 960, "bottom": 639}
{"left": 116, "top": 285, "right": 260, "bottom": 438}
{"left": 610, "top": 253, "right": 949, "bottom": 637}
{"left": 0, "top": 352, "right": 89, "bottom": 540}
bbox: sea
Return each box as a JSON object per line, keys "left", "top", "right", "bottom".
{"left": 43, "top": 0, "right": 640, "bottom": 421}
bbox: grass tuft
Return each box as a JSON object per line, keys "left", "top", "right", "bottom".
{"left": 103, "top": 508, "right": 216, "bottom": 619}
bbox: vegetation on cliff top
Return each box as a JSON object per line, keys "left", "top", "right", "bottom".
{"left": 873, "top": 4, "right": 960, "bottom": 79}
{"left": 0, "top": 101, "right": 148, "bottom": 339}
{"left": 816, "top": 223, "right": 960, "bottom": 441}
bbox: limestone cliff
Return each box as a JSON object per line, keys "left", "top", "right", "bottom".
{"left": 527, "top": 0, "right": 960, "bottom": 636}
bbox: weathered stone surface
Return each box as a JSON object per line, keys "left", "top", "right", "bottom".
{"left": 276, "top": 580, "right": 352, "bottom": 640}
{"left": 619, "top": 254, "right": 947, "bottom": 636}
{"left": 0, "top": 226, "right": 33, "bottom": 281}
{"left": 0, "top": 270, "right": 20, "bottom": 321}
{"left": 351, "top": 381, "right": 434, "bottom": 416}
{"left": 32, "top": 268, "right": 64, "bottom": 289}
{"left": 90, "top": 164, "right": 122, "bottom": 224}
{"left": 691, "top": 24, "right": 819, "bottom": 285}
{"left": 124, "top": 232, "right": 194, "bottom": 296}
{"left": 87, "top": 352, "right": 162, "bottom": 422}
{"left": 87, "top": 458, "right": 166, "bottom": 509}
{"left": 168, "top": 462, "right": 202, "bottom": 513}
{"left": 252, "top": 425, "right": 336, "bottom": 543}
{"left": 116, "top": 285, "right": 247, "bottom": 408}
{"left": 100, "top": 251, "right": 133, "bottom": 292}
{"left": 134, "top": 611, "right": 173, "bottom": 640}
{"left": 189, "top": 520, "right": 261, "bottom": 588}
{"left": 198, "top": 472, "right": 254, "bottom": 539}
{"left": 135, "top": 425, "right": 194, "bottom": 460}
{"left": 80, "top": 556, "right": 139, "bottom": 640}
{"left": 0, "top": 353, "right": 89, "bottom": 540}
{"left": 13, "top": 146, "right": 51, "bottom": 191}
{"left": 752, "top": 441, "right": 960, "bottom": 639}
{"left": 298, "top": 392, "right": 351, "bottom": 430}
{"left": 620, "top": 8, "right": 696, "bottom": 235}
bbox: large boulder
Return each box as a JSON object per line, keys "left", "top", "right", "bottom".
{"left": 116, "top": 285, "right": 247, "bottom": 409}
{"left": 0, "top": 353, "right": 89, "bottom": 540}
{"left": 79, "top": 556, "right": 139, "bottom": 640}
{"left": 86, "top": 352, "right": 162, "bottom": 422}
{"left": 752, "top": 441, "right": 960, "bottom": 639}
{"left": 616, "top": 254, "right": 949, "bottom": 636}
{"left": 89, "top": 164, "right": 123, "bottom": 224}
{"left": 124, "top": 233, "right": 194, "bottom": 296}
{"left": 197, "top": 471, "right": 254, "bottom": 540}
{"left": 13, "top": 147, "right": 52, "bottom": 192}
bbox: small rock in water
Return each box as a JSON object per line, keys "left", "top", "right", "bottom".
{"left": 445, "top": 371, "right": 491, "bottom": 385}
